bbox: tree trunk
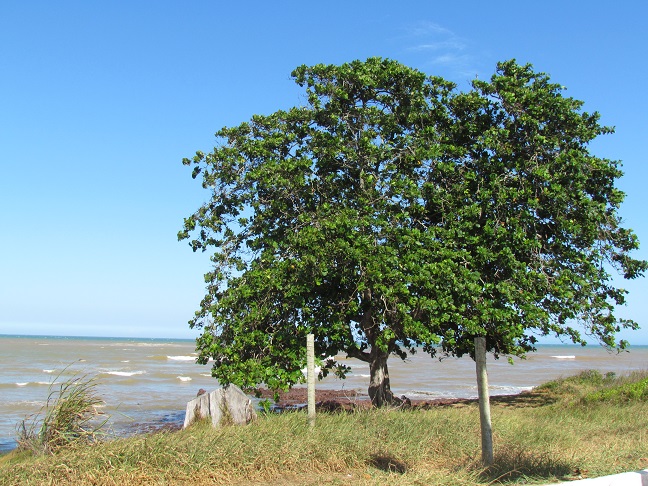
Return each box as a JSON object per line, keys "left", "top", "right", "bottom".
{"left": 306, "top": 333, "right": 315, "bottom": 428}
{"left": 474, "top": 336, "right": 494, "bottom": 466}
{"left": 358, "top": 289, "right": 402, "bottom": 407}
{"left": 368, "top": 351, "right": 402, "bottom": 407}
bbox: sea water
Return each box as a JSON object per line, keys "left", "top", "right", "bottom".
{"left": 1, "top": 334, "right": 647, "bottom": 453}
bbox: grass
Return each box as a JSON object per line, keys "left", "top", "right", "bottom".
{"left": 2, "top": 370, "right": 648, "bottom": 485}
{"left": 583, "top": 373, "right": 648, "bottom": 403}
{"left": 16, "top": 371, "right": 108, "bottom": 455}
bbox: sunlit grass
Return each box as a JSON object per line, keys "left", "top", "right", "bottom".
{"left": 2, "top": 370, "right": 648, "bottom": 485}
{"left": 16, "top": 371, "right": 108, "bottom": 455}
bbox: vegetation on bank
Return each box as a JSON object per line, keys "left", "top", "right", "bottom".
{"left": 16, "top": 372, "right": 107, "bottom": 455}
{"left": 1, "top": 370, "right": 648, "bottom": 485}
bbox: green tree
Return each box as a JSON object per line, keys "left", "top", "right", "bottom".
{"left": 180, "top": 58, "right": 645, "bottom": 406}
{"left": 433, "top": 61, "right": 646, "bottom": 359}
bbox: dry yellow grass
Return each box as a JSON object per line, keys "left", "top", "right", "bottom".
{"left": 2, "top": 371, "right": 648, "bottom": 485}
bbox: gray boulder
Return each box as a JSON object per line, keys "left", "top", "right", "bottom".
{"left": 183, "top": 384, "right": 257, "bottom": 428}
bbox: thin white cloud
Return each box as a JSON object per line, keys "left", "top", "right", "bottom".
{"left": 399, "top": 21, "right": 482, "bottom": 82}
{"left": 433, "top": 53, "right": 471, "bottom": 65}
{"left": 408, "top": 40, "right": 466, "bottom": 52}
{"left": 408, "top": 21, "right": 455, "bottom": 38}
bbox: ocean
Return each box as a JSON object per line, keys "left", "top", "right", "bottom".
{"left": 1, "top": 334, "right": 647, "bottom": 453}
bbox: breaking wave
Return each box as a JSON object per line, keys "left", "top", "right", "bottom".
{"left": 104, "top": 371, "right": 147, "bottom": 377}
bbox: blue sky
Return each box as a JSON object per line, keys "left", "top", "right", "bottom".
{"left": 1, "top": 1, "right": 647, "bottom": 344}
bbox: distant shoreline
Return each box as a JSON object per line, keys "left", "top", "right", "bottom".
{"left": 0, "top": 334, "right": 195, "bottom": 342}
{"left": 2, "top": 334, "right": 647, "bottom": 347}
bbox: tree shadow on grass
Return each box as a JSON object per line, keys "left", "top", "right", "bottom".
{"left": 368, "top": 453, "right": 408, "bottom": 474}
{"left": 490, "top": 390, "right": 559, "bottom": 408}
{"left": 478, "top": 449, "right": 572, "bottom": 484}
{"left": 417, "top": 390, "right": 559, "bottom": 411}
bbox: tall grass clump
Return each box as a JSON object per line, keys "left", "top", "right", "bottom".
{"left": 535, "top": 369, "right": 648, "bottom": 406}
{"left": 583, "top": 374, "right": 648, "bottom": 404}
{"left": 533, "top": 369, "right": 617, "bottom": 403}
{"left": 17, "top": 371, "right": 108, "bottom": 454}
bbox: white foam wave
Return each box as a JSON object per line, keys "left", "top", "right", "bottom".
{"left": 176, "top": 376, "right": 192, "bottom": 382}
{"left": 405, "top": 390, "right": 457, "bottom": 399}
{"left": 120, "top": 342, "right": 184, "bottom": 348}
{"left": 301, "top": 366, "right": 322, "bottom": 376}
{"left": 408, "top": 390, "right": 442, "bottom": 397}
{"left": 489, "top": 385, "right": 534, "bottom": 394}
{"left": 167, "top": 356, "right": 196, "bottom": 361}
{"left": 16, "top": 383, "right": 28, "bottom": 387}
{"left": 346, "top": 363, "right": 370, "bottom": 369}
{"left": 19, "top": 400, "right": 45, "bottom": 406}
{"left": 121, "top": 360, "right": 130, "bottom": 363}
{"left": 43, "top": 369, "right": 54, "bottom": 373}
{"left": 551, "top": 355, "right": 576, "bottom": 359}
{"left": 105, "top": 371, "right": 146, "bottom": 377}
{"left": 200, "top": 374, "right": 211, "bottom": 377}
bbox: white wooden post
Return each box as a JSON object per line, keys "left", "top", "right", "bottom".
{"left": 307, "top": 333, "right": 315, "bottom": 427}
{"left": 474, "top": 336, "right": 493, "bottom": 466}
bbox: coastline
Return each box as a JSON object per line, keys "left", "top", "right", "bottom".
{"left": 4, "top": 335, "right": 648, "bottom": 456}
{"left": 1, "top": 386, "right": 538, "bottom": 457}
{"left": 0, "top": 387, "right": 516, "bottom": 456}
{"left": 253, "top": 387, "right": 534, "bottom": 411}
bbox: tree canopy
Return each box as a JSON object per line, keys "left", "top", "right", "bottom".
{"left": 180, "top": 58, "right": 646, "bottom": 406}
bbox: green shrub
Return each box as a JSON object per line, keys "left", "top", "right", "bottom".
{"left": 583, "top": 377, "right": 648, "bottom": 404}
